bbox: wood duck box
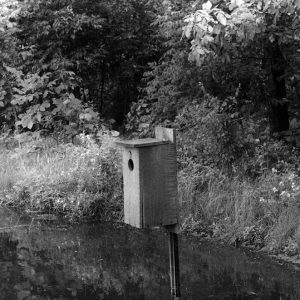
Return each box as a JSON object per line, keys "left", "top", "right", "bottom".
{"left": 116, "top": 127, "right": 179, "bottom": 229}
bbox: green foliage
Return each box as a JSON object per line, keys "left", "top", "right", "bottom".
{"left": 175, "top": 87, "right": 265, "bottom": 173}
{"left": 183, "top": 0, "right": 300, "bottom": 67}
{"left": 0, "top": 0, "right": 163, "bottom": 135}
{"left": 5, "top": 65, "right": 98, "bottom": 135}
{"left": 126, "top": 0, "right": 205, "bottom": 134}
{"left": 20, "top": 0, "right": 159, "bottom": 125}
{"left": 174, "top": 85, "right": 300, "bottom": 254}
{"left": 182, "top": 0, "right": 300, "bottom": 132}
{"left": 2, "top": 0, "right": 300, "bottom": 259}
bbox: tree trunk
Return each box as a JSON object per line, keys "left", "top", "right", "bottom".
{"left": 269, "top": 40, "right": 289, "bottom": 133}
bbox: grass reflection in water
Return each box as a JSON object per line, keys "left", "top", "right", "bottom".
{"left": 0, "top": 220, "right": 299, "bottom": 300}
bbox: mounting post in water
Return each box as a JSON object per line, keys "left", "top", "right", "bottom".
{"left": 169, "top": 231, "right": 181, "bottom": 299}
{"left": 116, "top": 126, "right": 181, "bottom": 300}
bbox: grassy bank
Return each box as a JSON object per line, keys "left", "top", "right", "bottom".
{"left": 0, "top": 132, "right": 123, "bottom": 221}
{"left": 179, "top": 158, "right": 300, "bottom": 257}
{"left": 2, "top": 130, "right": 300, "bottom": 259}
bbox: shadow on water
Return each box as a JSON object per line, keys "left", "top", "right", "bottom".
{"left": 0, "top": 208, "right": 300, "bottom": 299}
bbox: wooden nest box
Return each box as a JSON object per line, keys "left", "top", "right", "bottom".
{"left": 116, "top": 127, "right": 179, "bottom": 229}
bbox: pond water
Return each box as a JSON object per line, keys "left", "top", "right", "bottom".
{"left": 1, "top": 208, "right": 300, "bottom": 300}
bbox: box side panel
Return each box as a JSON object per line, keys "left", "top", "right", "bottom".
{"left": 161, "top": 143, "right": 178, "bottom": 226}
{"left": 140, "top": 146, "right": 164, "bottom": 227}
{"left": 155, "top": 127, "right": 176, "bottom": 144}
{"left": 155, "top": 127, "right": 179, "bottom": 226}
{"left": 123, "top": 148, "right": 141, "bottom": 228}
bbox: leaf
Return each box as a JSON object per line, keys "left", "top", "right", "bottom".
{"left": 36, "top": 112, "right": 42, "bottom": 122}
{"left": 229, "top": 3, "right": 237, "bottom": 11}
{"left": 43, "top": 90, "right": 49, "bottom": 98}
{"left": 27, "top": 94, "right": 34, "bottom": 102}
{"left": 202, "top": 1, "right": 212, "bottom": 10}
{"left": 217, "top": 13, "right": 227, "bottom": 26}
{"left": 0, "top": 101, "right": 4, "bottom": 107}
{"left": 269, "top": 34, "right": 275, "bottom": 43}
{"left": 84, "top": 113, "right": 92, "bottom": 121}
{"left": 13, "top": 87, "right": 24, "bottom": 95}
{"left": 184, "top": 24, "right": 193, "bottom": 39}
{"left": 43, "top": 101, "right": 50, "bottom": 108}
{"left": 202, "top": 35, "right": 214, "bottom": 44}
{"left": 27, "top": 120, "right": 33, "bottom": 129}
{"left": 208, "top": 25, "right": 214, "bottom": 33}
{"left": 235, "top": 0, "right": 244, "bottom": 6}
{"left": 69, "top": 93, "right": 76, "bottom": 100}
{"left": 5, "top": 66, "right": 23, "bottom": 78}
{"left": 213, "top": 25, "right": 222, "bottom": 35}
{"left": 224, "top": 53, "right": 230, "bottom": 63}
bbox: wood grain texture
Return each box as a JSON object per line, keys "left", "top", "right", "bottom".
{"left": 123, "top": 148, "right": 142, "bottom": 228}
{"left": 155, "top": 127, "right": 179, "bottom": 230}
{"left": 116, "top": 138, "right": 168, "bottom": 148}
{"left": 155, "top": 126, "right": 176, "bottom": 144}
{"left": 120, "top": 127, "right": 179, "bottom": 230}
{"left": 139, "top": 145, "right": 162, "bottom": 227}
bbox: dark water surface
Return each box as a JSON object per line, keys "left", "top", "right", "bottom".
{"left": 0, "top": 208, "right": 300, "bottom": 300}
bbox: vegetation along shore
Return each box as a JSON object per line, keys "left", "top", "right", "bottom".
{"left": 0, "top": 0, "right": 300, "bottom": 263}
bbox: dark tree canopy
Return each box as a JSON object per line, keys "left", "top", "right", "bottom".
{"left": 0, "top": 0, "right": 162, "bottom": 136}
{"left": 0, "top": 0, "right": 299, "bottom": 139}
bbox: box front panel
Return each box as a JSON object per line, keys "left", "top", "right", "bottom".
{"left": 123, "top": 148, "right": 141, "bottom": 228}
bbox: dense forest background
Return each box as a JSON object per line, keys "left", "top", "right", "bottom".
{"left": 1, "top": 0, "right": 300, "bottom": 256}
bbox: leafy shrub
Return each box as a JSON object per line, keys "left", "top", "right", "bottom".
{"left": 175, "top": 89, "right": 264, "bottom": 175}
{"left": 175, "top": 88, "right": 300, "bottom": 253}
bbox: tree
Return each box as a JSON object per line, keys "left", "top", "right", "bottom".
{"left": 126, "top": 0, "right": 205, "bottom": 134}
{"left": 183, "top": 0, "right": 300, "bottom": 132}
{"left": 0, "top": 0, "right": 162, "bottom": 136}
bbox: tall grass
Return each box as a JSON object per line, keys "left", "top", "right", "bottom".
{"left": 0, "top": 133, "right": 123, "bottom": 221}
{"left": 179, "top": 168, "right": 300, "bottom": 254}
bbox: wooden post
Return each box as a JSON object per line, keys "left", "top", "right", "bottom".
{"left": 169, "top": 231, "right": 181, "bottom": 300}
{"left": 155, "top": 127, "right": 181, "bottom": 299}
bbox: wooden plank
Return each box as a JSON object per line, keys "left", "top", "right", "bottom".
{"left": 115, "top": 138, "right": 168, "bottom": 148}
{"left": 155, "top": 127, "right": 179, "bottom": 230}
{"left": 155, "top": 126, "right": 176, "bottom": 144}
{"left": 140, "top": 145, "right": 165, "bottom": 227}
{"left": 123, "top": 148, "right": 142, "bottom": 228}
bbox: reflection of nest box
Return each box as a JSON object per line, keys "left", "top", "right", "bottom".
{"left": 116, "top": 127, "right": 179, "bottom": 229}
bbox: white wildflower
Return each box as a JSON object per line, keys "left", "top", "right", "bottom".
{"left": 259, "top": 197, "right": 265, "bottom": 203}
{"left": 288, "top": 173, "right": 296, "bottom": 181}
{"left": 294, "top": 185, "right": 300, "bottom": 192}
{"left": 280, "top": 191, "right": 291, "bottom": 198}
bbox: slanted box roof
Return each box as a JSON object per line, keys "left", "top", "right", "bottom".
{"left": 115, "top": 138, "right": 169, "bottom": 148}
